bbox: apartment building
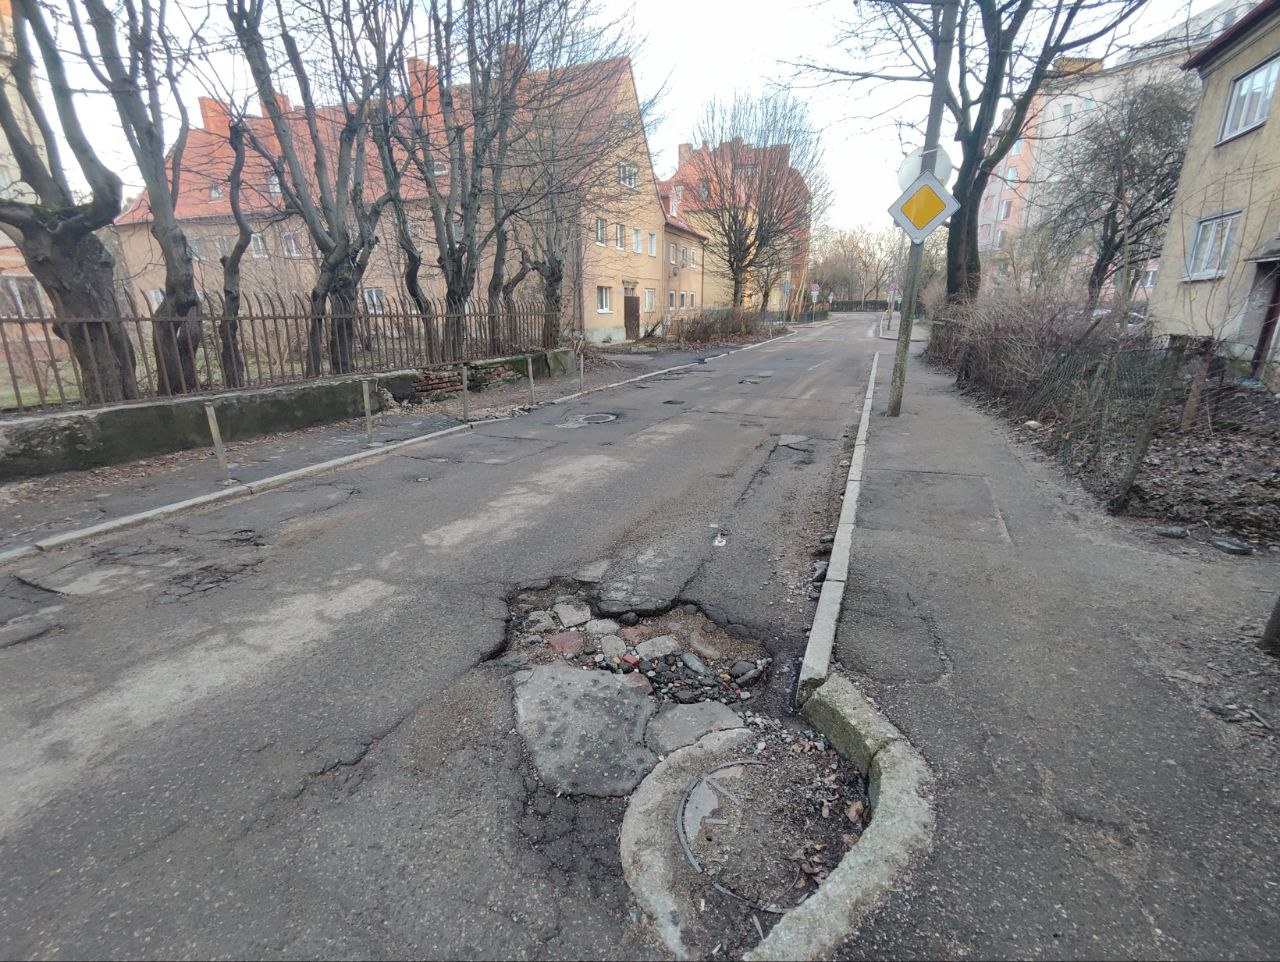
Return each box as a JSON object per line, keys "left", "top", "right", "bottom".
{"left": 976, "top": 0, "right": 1259, "bottom": 294}
{"left": 1149, "top": 0, "right": 1280, "bottom": 376}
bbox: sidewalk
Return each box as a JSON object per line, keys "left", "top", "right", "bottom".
{"left": 0, "top": 345, "right": 711, "bottom": 554}
{"left": 878, "top": 313, "right": 927, "bottom": 341}
{"left": 834, "top": 354, "right": 1280, "bottom": 959}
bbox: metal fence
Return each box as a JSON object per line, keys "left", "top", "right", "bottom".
{"left": 0, "top": 292, "right": 558, "bottom": 416}
{"left": 1018, "top": 335, "right": 1279, "bottom": 539}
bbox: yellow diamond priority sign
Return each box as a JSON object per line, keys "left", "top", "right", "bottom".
{"left": 889, "top": 170, "right": 959, "bottom": 243}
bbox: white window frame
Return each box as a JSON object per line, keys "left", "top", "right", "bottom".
{"left": 214, "top": 235, "right": 231, "bottom": 258}
{"left": 1185, "top": 211, "right": 1242, "bottom": 280}
{"left": 680, "top": 246, "right": 688, "bottom": 267}
{"left": 282, "top": 229, "right": 304, "bottom": 259}
{"left": 999, "top": 200, "right": 1013, "bottom": 220}
{"left": 147, "top": 288, "right": 165, "bottom": 311}
{"left": 209, "top": 183, "right": 224, "bottom": 201}
{"left": 668, "top": 243, "right": 676, "bottom": 264}
{"left": 632, "top": 228, "right": 642, "bottom": 253}
{"left": 648, "top": 232, "right": 657, "bottom": 256}
{"left": 644, "top": 288, "right": 655, "bottom": 312}
{"left": 618, "top": 162, "right": 638, "bottom": 189}
{"left": 266, "top": 172, "right": 282, "bottom": 196}
{"left": 1005, "top": 167, "right": 1018, "bottom": 186}
{"left": 1011, "top": 138, "right": 1023, "bottom": 155}
{"left": 363, "top": 287, "right": 388, "bottom": 313}
{"left": 189, "top": 237, "right": 205, "bottom": 262}
{"left": 1143, "top": 267, "right": 1159, "bottom": 288}
{"left": 615, "top": 224, "right": 625, "bottom": 249}
{"left": 596, "top": 285, "right": 613, "bottom": 313}
{"left": 691, "top": 249, "right": 698, "bottom": 268}
{"left": 679, "top": 291, "right": 686, "bottom": 309}
{"left": 250, "top": 232, "right": 268, "bottom": 259}
{"left": 1220, "top": 55, "right": 1280, "bottom": 142}
{"left": 595, "top": 218, "right": 607, "bottom": 245}
{"left": 432, "top": 158, "right": 448, "bottom": 177}
{"left": 995, "top": 228, "right": 1008, "bottom": 250}
{"left": 690, "top": 291, "right": 696, "bottom": 308}
{"left": 668, "top": 289, "right": 675, "bottom": 309}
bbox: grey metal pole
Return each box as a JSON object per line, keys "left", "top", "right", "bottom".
{"left": 461, "top": 363, "right": 470, "bottom": 421}
{"left": 526, "top": 354, "right": 535, "bottom": 405}
{"left": 204, "top": 402, "right": 231, "bottom": 484}
{"left": 361, "top": 378, "right": 375, "bottom": 446}
{"left": 888, "top": 0, "right": 959, "bottom": 418}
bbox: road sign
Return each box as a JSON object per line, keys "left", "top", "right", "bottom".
{"left": 897, "top": 146, "right": 953, "bottom": 191}
{"left": 810, "top": 283, "right": 819, "bottom": 295}
{"left": 889, "top": 170, "right": 959, "bottom": 244}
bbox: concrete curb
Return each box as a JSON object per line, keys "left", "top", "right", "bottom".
{"left": 3, "top": 423, "right": 473, "bottom": 562}
{"left": 878, "top": 322, "right": 927, "bottom": 342}
{"left": 745, "top": 674, "right": 934, "bottom": 961}
{"left": 797, "top": 351, "right": 878, "bottom": 702}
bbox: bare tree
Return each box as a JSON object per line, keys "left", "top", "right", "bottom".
{"left": 69, "top": 0, "right": 205, "bottom": 393}
{"left": 1039, "top": 76, "right": 1193, "bottom": 308}
{"left": 215, "top": 118, "right": 255, "bottom": 387}
{"left": 804, "top": 0, "right": 1149, "bottom": 302}
{"left": 226, "top": 0, "right": 405, "bottom": 374}
{"left": 686, "top": 93, "right": 827, "bottom": 309}
{"left": 0, "top": 0, "right": 137, "bottom": 402}
{"left": 811, "top": 226, "right": 901, "bottom": 305}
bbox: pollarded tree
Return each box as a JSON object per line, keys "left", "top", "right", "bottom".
{"left": 0, "top": 0, "right": 137, "bottom": 402}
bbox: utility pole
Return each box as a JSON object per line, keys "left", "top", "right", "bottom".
{"left": 887, "top": 0, "right": 959, "bottom": 417}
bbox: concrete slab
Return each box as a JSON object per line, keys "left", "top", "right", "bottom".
{"left": 644, "top": 702, "right": 744, "bottom": 756}
{"left": 513, "top": 663, "right": 657, "bottom": 797}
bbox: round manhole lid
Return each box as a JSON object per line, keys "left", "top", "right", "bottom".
{"left": 554, "top": 412, "right": 618, "bottom": 429}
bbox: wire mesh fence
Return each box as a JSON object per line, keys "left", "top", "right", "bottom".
{"left": 0, "top": 291, "right": 559, "bottom": 416}
{"left": 928, "top": 304, "right": 1280, "bottom": 543}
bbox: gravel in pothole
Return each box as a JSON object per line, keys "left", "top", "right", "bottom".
{"left": 505, "top": 580, "right": 772, "bottom": 706}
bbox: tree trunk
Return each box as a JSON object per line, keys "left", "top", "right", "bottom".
{"left": 149, "top": 218, "right": 203, "bottom": 395}
{"left": 539, "top": 260, "right": 563, "bottom": 349}
{"left": 18, "top": 229, "right": 137, "bottom": 403}
{"left": 1180, "top": 343, "right": 1214, "bottom": 432}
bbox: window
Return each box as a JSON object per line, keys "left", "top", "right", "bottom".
{"left": 1082, "top": 100, "right": 1095, "bottom": 117}
{"left": 615, "top": 224, "right": 625, "bottom": 249}
{"left": 147, "top": 289, "right": 165, "bottom": 310}
{"left": 699, "top": 182, "right": 710, "bottom": 202}
{"left": 214, "top": 235, "right": 231, "bottom": 258}
{"left": 995, "top": 229, "right": 1008, "bottom": 250}
{"left": 632, "top": 228, "right": 642, "bottom": 253}
{"left": 644, "top": 288, "right": 655, "bottom": 312}
{"left": 618, "top": 162, "right": 638, "bottom": 188}
{"left": 189, "top": 237, "right": 204, "bottom": 261}
{"left": 1011, "top": 138, "right": 1023, "bottom": 155}
{"left": 282, "top": 230, "right": 304, "bottom": 258}
{"left": 596, "top": 285, "right": 613, "bottom": 312}
{"left": 209, "top": 183, "right": 224, "bottom": 201}
{"left": 266, "top": 172, "right": 281, "bottom": 196}
{"left": 680, "top": 246, "right": 688, "bottom": 267}
{"left": 1005, "top": 167, "right": 1019, "bottom": 185}
{"left": 668, "top": 243, "right": 676, "bottom": 264}
{"left": 668, "top": 289, "right": 675, "bottom": 309}
{"left": 596, "top": 218, "right": 607, "bottom": 245}
{"left": 999, "top": 200, "right": 1013, "bottom": 220}
{"left": 250, "top": 232, "right": 268, "bottom": 258}
{"left": 1062, "top": 103, "right": 1073, "bottom": 122}
{"left": 691, "top": 249, "right": 698, "bottom": 268}
{"left": 363, "top": 287, "right": 388, "bottom": 313}
{"left": 689, "top": 291, "right": 696, "bottom": 308}
{"left": 1221, "top": 56, "right": 1279, "bottom": 140}
{"left": 1186, "top": 212, "right": 1241, "bottom": 279}
{"left": 1143, "top": 267, "right": 1159, "bottom": 288}
{"left": 432, "top": 158, "right": 448, "bottom": 177}
{"left": 648, "top": 232, "right": 657, "bottom": 256}
{"left": 674, "top": 185, "right": 683, "bottom": 202}
{"left": 679, "top": 292, "right": 686, "bottom": 308}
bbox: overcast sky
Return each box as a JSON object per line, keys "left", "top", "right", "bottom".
{"left": 64, "top": 0, "right": 1218, "bottom": 233}
{"left": 619, "top": 0, "right": 1216, "bottom": 231}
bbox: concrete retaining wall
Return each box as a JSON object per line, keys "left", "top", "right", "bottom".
{"left": 0, "top": 348, "right": 574, "bottom": 481}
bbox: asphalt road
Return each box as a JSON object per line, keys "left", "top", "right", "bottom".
{"left": 0, "top": 316, "right": 879, "bottom": 959}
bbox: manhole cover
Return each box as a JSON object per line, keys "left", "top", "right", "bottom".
{"left": 554, "top": 412, "right": 618, "bottom": 429}
{"left": 677, "top": 759, "right": 806, "bottom": 913}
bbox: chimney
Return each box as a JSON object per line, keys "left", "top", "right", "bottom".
{"left": 678, "top": 142, "right": 693, "bottom": 168}
{"left": 199, "top": 96, "right": 231, "bottom": 137}
{"left": 407, "top": 58, "right": 442, "bottom": 125}
{"left": 259, "top": 92, "right": 291, "bottom": 118}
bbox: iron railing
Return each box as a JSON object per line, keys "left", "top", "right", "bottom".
{"left": 0, "top": 291, "right": 559, "bottom": 415}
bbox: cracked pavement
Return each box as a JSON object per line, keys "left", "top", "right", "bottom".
{"left": 0, "top": 319, "right": 872, "bottom": 958}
